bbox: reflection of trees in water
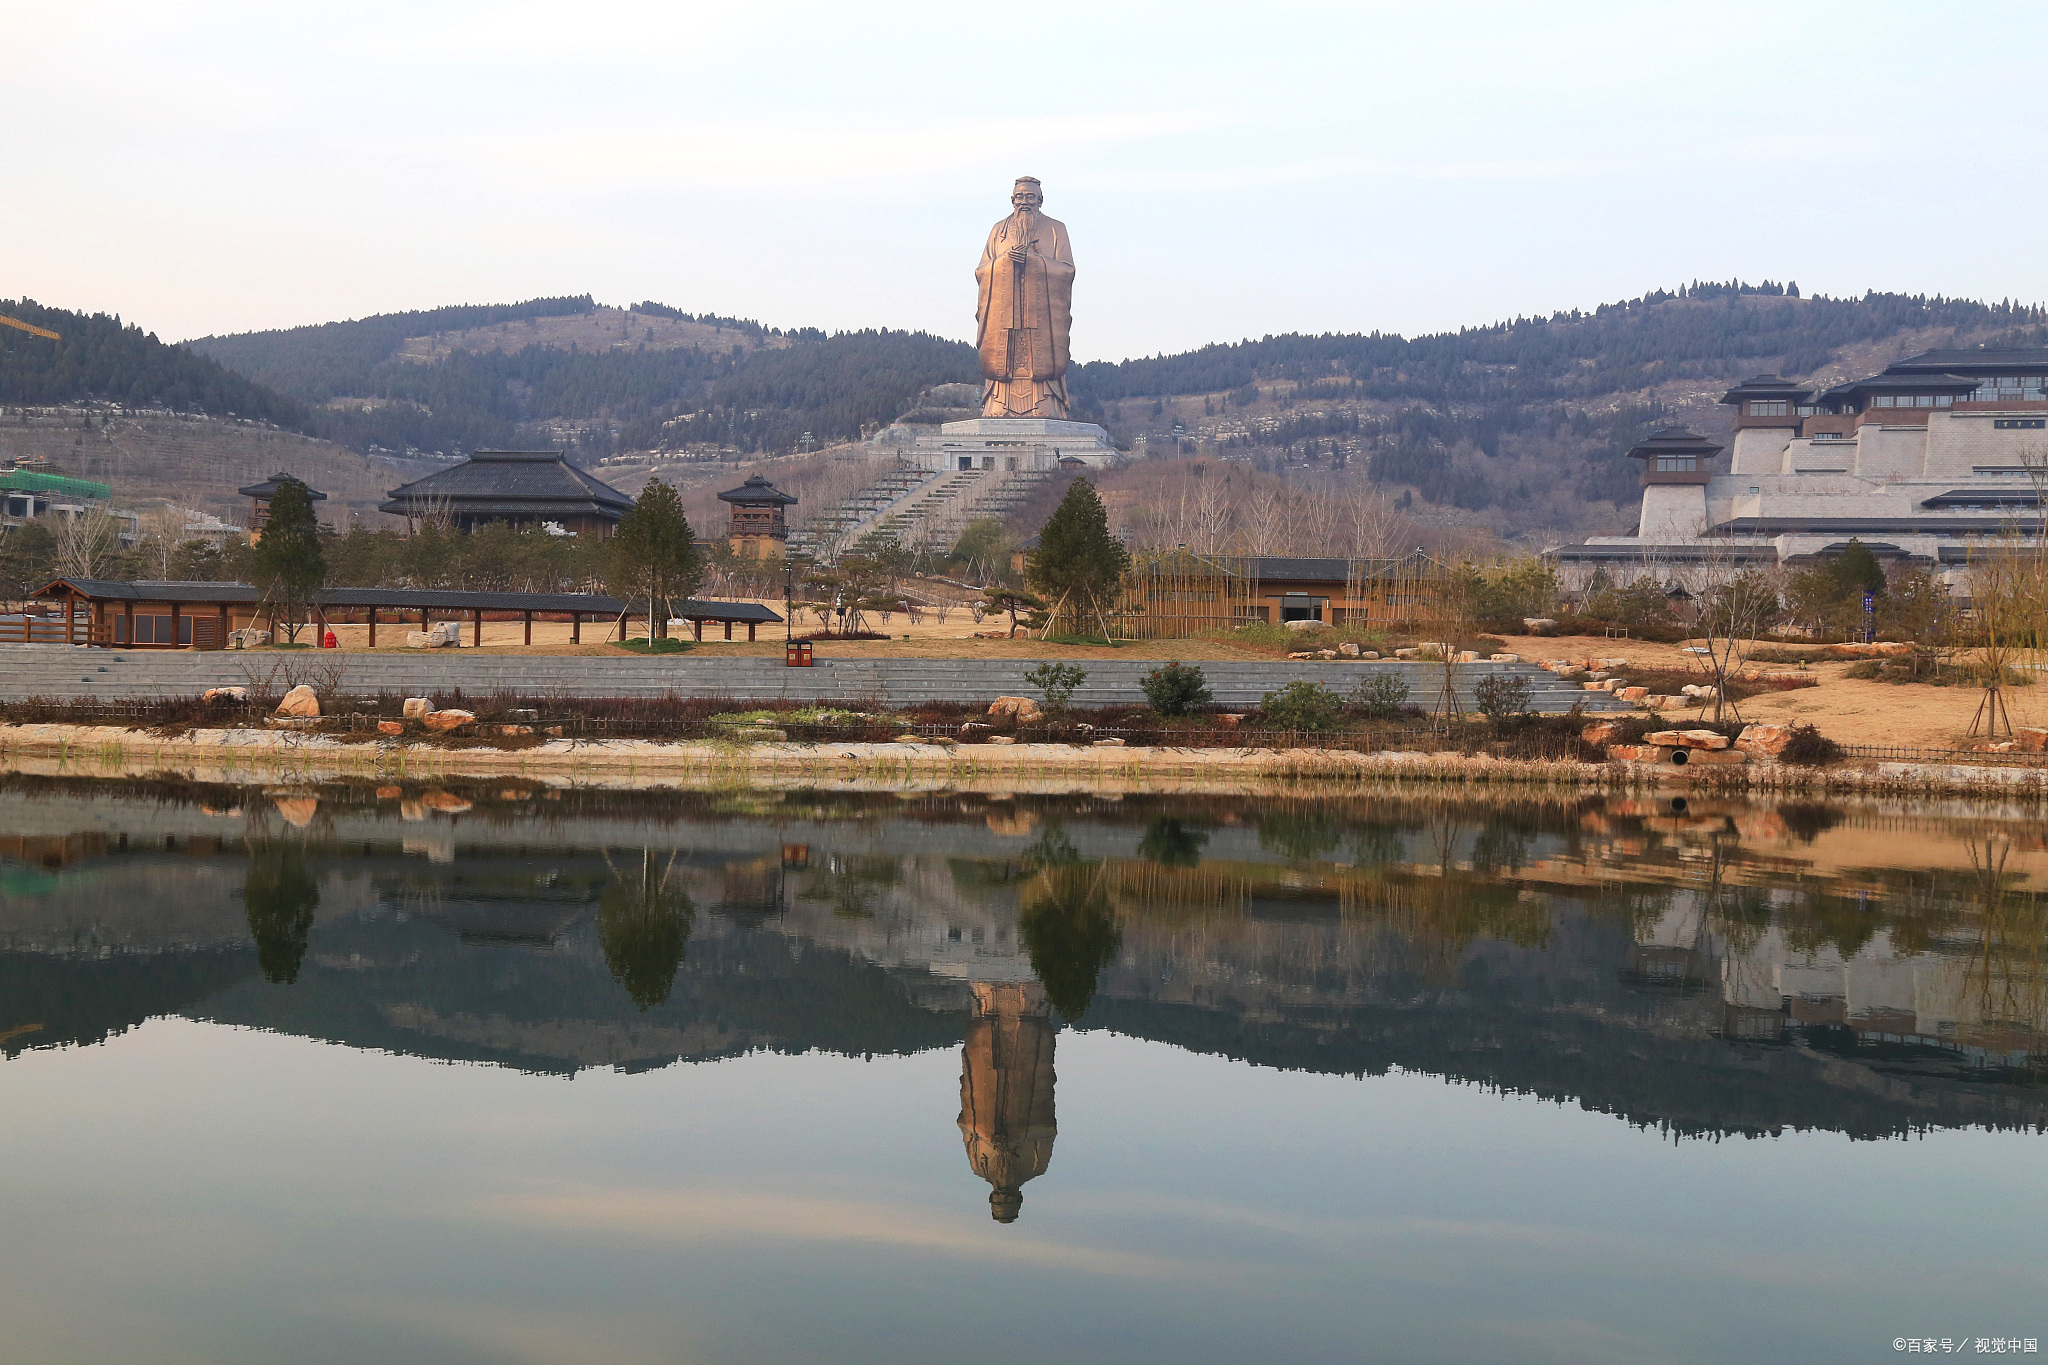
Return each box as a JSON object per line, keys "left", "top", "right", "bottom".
{"left": 1776, "top": 802, "right": 1847, "bottom": 843}
{"left": 598, "top": 850, "right": 695, "bottom": 1011}
{"left": 1341, "top": 873, "right": 1553, "bottom": 980}
{"left": 1709, "top": 885, "right": 1774, "bottom": 955}
{"left": 243, "top": 846, "right": 319, "bottom": 985}
{"left": 1257, "top": 805, "right": 1342, "bottom": 861}
{"left": 1779, "top": 888, "right": 1885, "bottom": 959}
{"left": 1349, "top": 823, "right": 1405, "bottom": 868}
{"left": 1020, "top": 863, "right": 1121, "bottom": 1023}
{"left": 1137, "top": 817, "right": 1207, "bottom": 868}
{"left": 1024, "top": 826, "right": 1081, "bottom": 869}
{"left": 796, "top": 854, "right": 900, "bottom": 920}
{"left": 1962, "top": 841, "right": 2048, "bottom": 1071}
{"left": 1102, "top": 861, "right": 1251, "bottom": 925}
{"left": 1469, "top": 824, "right": 1529, "bottom": 875}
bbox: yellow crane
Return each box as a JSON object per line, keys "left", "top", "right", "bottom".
{"left": 0, "top": 313, "right": 60, "bottom": 341}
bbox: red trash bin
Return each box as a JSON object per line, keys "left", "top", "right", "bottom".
{"left": 323, "top": 628, "right": 338, "bottom": 649}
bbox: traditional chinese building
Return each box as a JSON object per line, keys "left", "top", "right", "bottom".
{"left": 1551, "top": 347, "right": 2048, "bottom": 581}
{"left": 381, "top": 450, "right": 633, "bottom": 538}
{"left": 717, "top": 474, "right": 797, "bottom": 560}
{"left": 1112, "top": 552, "right": 1446, "bottom": 638}
{"left": 236, "top": 472, "right": 326, "bottom": 545}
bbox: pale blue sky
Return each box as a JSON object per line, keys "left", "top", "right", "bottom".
{"left": 9, "top": 1, "right": 2046, "bottom": 359}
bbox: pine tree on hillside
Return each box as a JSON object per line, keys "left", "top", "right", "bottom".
{"left": 1026, "top": 478, "right": 1130, "bottom": 637}
{"left": 608, "top": 478, "right": 703, "bottom": 640}
{"left": 252, "top": 480, "right": 325, "bottom": 644}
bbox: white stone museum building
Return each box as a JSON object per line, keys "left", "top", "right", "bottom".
{"left": 1552, "top": 347, "right": 2048, "bottom": 585}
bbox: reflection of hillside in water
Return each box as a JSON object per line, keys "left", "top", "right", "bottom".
{"left": 3, "top": 780, "right": 2047, "bottom": 1151}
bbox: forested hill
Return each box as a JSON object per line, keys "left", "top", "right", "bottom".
{"left": 0, "top": 297, "right": 307, "bottom": 424}
{"left": 17, "top": 281, "right": 2048, "bottom": 536}
{"left": 187, "top": 294, "right": 598, "bottom": 398}
{"left": 1068, "top": 284, "right": 2048, "bottom": 533}
{"left": 1072, "top": 283, "right": 2048, "bottom": 408}
{"left": 183, "top": 296, "right": 975, "bottom": 458}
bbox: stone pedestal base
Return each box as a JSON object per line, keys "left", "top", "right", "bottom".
{"left": 903, "top": 417, "right": 1118, "bottom": 475}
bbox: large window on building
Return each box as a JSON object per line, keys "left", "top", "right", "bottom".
{"left": 1655, "top": 456, "right": 1697, "bottom": 472}
{"left": 1748, "top": 400, "right": 1789, "bottom": 416}
{"left": 129, "top": 615, "right": 191, "bottom": 645}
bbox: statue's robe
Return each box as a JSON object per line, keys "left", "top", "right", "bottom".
{"left": 974, "top": 210, "right": 1075, "bottom": 418}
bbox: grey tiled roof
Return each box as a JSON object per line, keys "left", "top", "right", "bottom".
{"left": 1627, "top": 427, "right": 1723, "bottom": 460}
{"left": 1719, "top": 375, "right": 1811, "bottom": 404}
{"left": 1248, "top": 556, "right": 1352, "bottom": 583}
{"left": 37, "top": 577, "right": 780, "bottom": 622}
{"left": 381, "top": 451, "right": 634, "bottom": 520}
{"left": 1889, "top": 349, "right": 2048, "bottom": 375}
{"left": 718, "top": 475, "right": 798, "bottom": 506}
{"left": 236, "top": 472, "right": 327, "bottom": 500}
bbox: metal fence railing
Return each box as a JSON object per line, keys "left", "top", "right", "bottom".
{"left": 1842, "top": 743, "right": 2048, "bottom": 768}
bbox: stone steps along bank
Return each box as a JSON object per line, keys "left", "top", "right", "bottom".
{"left": 0, "top": 649, "right": 1621, "bottom": 712}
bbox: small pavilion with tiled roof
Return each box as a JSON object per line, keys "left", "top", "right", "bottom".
{"left": 236, "top": 472, "right": 326, "bottom": 545}
{"left": 717, "top": 474, "right": 797, "bottom": 560}
{"left": 381, "top": 450, "right": 634, "bottom": 538}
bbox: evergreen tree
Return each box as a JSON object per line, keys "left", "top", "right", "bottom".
{"left": 251, "top": 480, "right": 325, "bottom": 643}
{"left": 608, "top": 478, "right": 703, "bottom": 639}
{"left": 1025, "top": 478, "right": 1129, "bottom": 634}
{"left": 1826, "top": 538, "right": 1887, "bottom": 599}
{"left": 0, "top": 523, "right": 57, "bottom": 602}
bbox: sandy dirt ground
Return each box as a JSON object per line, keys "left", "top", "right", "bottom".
{"left": 1489, "top": 632, "right": 2040, "bottom": 750}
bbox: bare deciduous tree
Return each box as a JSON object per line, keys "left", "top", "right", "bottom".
{"left": 1343, "top": 484, "right": 1403, "bottom": 563}
{"left": 1666, "top": 533, "right": 1784, "bottom": 725}
{"left": 54, "top": 505, "right": 121, "bottom": 580}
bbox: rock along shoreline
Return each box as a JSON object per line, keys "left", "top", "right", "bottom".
{"left": 3, "top": 723, "right": 2043, "bottom": 799}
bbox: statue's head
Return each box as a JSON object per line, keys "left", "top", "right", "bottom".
{"left": 1011, "top": 177, "right": 1043, "bottom": 212}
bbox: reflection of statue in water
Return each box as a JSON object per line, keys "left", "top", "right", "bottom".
{"left": 958, "top": 981, "right": 1058, "bottom": 1223}
{"left": 599, "top": 850, "right": 694, "bottom": 1011}
{"left": 975, "top": 177, "right": 1075, "bottom": 419}
{"left": 244, "top": 847, "right": 319, "bottom": 985}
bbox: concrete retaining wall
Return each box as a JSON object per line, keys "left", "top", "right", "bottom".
{"left": 0, "top": 647, "right": 1623, "bottom": 713}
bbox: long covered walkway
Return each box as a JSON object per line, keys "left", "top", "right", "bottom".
{"left": 24, "top": 579, "right": 781, "bottom": 649}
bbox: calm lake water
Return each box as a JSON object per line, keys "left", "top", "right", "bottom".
{"left": 3, "top": 775, "right": 2046, "bottom": 1365}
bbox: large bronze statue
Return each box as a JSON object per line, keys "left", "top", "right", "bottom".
{"left": 975, "top": 177, "right": 1075, "bottom": 420}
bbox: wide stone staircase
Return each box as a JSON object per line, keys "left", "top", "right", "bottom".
{"left": 791, "top": 464, "right": 1055, "bottom": 561}
{"left": 0, "top": 646, "right": 1625, "bottom": 713}
{"left": 788, "top": 467, "right": 933, "bottom": 558}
